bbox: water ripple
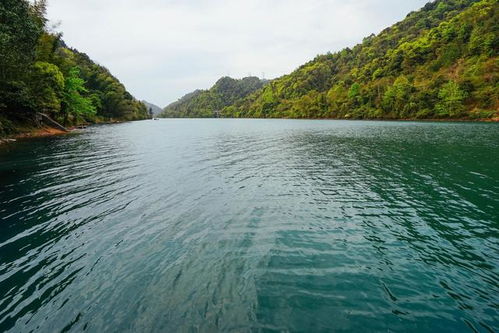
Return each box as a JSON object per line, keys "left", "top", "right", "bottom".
{"left": 0, "top": 120, "right": 498, "bottom": 332}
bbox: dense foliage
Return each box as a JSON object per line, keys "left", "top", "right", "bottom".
{"left": 221, "top": 0, "right": 498, "bottom": 119}
{"left": 160, "top": 77, "right": 267, "bottom": 118}
{"left": 0, "top": 0, "right": 147, "bottom": 135}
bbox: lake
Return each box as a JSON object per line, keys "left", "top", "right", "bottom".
{"left": 0, "top": 119, "right": 498, "bottom": 332}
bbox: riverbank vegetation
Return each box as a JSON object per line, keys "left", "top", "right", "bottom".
{"left": 0, "top": 0, "right": 148, "bottom": 137}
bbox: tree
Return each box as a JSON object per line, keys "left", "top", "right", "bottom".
{"left": 382, "top": 76, "right": 413, "bottom": 116}
{"left": 36, "top": 32, "right": 62, "bottom": 63}
{"left": 0, "top": 0, "right": 43, "bottom": 81}
{"left": 62, "top": 67, "right": 96, "bottom": 124}
{"left": 348, "top": 82, "right": 362, "bottom": 108}
{"left": 436, "top": 81, "right": 466, "bottom": 117}
{"left": 0, "top": 0, "right": 44, "bottom": 118}
{"left": 30, "top": 61, "right": 64, "bottom": 115}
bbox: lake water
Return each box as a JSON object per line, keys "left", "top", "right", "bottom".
{"left": 0, "top": 119, "right": 498, "bottom": 332}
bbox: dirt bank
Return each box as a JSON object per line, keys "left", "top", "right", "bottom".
{"left": 0, "top": 125, "right": 73, "bottom": 145}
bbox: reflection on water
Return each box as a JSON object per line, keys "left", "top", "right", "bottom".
{"left": 0, "top": 119, "right": 498, "bottom": 332}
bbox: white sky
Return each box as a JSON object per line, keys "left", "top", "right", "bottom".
{"left": 46, "top": 0, "right": 429, "bottom": 107}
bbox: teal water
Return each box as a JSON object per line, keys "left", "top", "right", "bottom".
{"left": 0, "top": 119, "right": 498, "bottom": 332}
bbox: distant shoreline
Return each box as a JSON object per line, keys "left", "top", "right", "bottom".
{"left": 2, "top": 116, "right": 497, "bottom": 145}
{"left": 157, "top": 117, "right": 499, "bottom": 122}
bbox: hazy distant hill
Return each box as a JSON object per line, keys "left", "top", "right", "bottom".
{"left": 159, "top": 77, "right": 267, "bottom": 118}
{"left": 142, "top": 101, "right": 163, "bottom": 116}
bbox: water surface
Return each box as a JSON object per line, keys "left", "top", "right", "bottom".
{"left": 1, "top": 119, "right": 498, "bottom": 332}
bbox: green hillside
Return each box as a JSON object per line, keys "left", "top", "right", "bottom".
{"left": 160, "top": 76, "right": 267, "bottom": 118}
{"left": 222, "top": 0, "right": 498, "bottom": 120}
{"left": 0, "top": 0, "right": 148, "bottom": 136}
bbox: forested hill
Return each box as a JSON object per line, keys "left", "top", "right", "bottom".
{"left": 160, "top": 76, "right": 267, "bottom": 118}
{"left": 221, "top": 0, "right": 498, "bottom": 120}
{"left": 143, "top": 101, "right": 163, "bottom": 116}
{"left": 0, "top": 0, "right": 148, "bottom": 136}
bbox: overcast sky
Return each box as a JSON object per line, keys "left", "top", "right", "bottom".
{"left": 46, "top": 0, "right": 429, "bottom": 107}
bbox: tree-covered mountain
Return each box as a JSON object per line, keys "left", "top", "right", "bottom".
{"left": 0, "top": 0, "right": 148, "bottom": 136}
{"left": 160, "top": 76, "right": 267, "bottom": 118}
{"left": 219, "top": 0, "right": 496, "bottom": 120}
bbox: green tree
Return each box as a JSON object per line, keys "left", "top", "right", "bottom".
{"left": 62, "top": 67, "right": 96, "bottom": 124}
{"left": 30, "top": 61, "right": 64, "bottom": 115}
{"left": 348, "top": 83, "right": 362, "bottom": 108}
{"left": 326, "top": 83, "right": 349, "bottom": 117}
{"left": 0, "top": 0, "right": 44, "bottom": 118}
{"left": 436, "top": 81, "right": 466, "bottom": 117}
{"left": 36, "top": 32, "right": 62, "bottom": 63}
{"left": 0, "top": 0, "right": 43, "bottom": 81}
{"left": 382, "top": 76, "right": 414, "bottom": 116}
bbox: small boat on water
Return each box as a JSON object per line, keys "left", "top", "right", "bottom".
{"left": 153, "top": 118, "right": 160, "bottom": 120}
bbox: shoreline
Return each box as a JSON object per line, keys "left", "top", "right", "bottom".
{"left": 2, "top": 116, "right": 497, "bottom": 144}
{"left": 15, "top": 126, "right": 71, "bottom": 138}
{"left": 158, "top": 117, "right": 499, "bottom": 122}
{"left": 0, "top": 126, "right": 72, "bottom": 145}
{"left": 0, "top": 118, "right": 140, "bottom": 145}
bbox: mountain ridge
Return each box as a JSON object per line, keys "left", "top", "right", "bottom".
{"left": 221, "top": 0, "right": 497, "bottom": 120}
{"left": 160, "top": 76, "right": 267, "bottom": 118}
{"left": 159, "top": 0, "right": 497, "bottom": 120}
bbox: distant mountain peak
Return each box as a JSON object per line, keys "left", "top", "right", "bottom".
{"left": 160, "top": 77, "right": 268, "bottom": 118}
